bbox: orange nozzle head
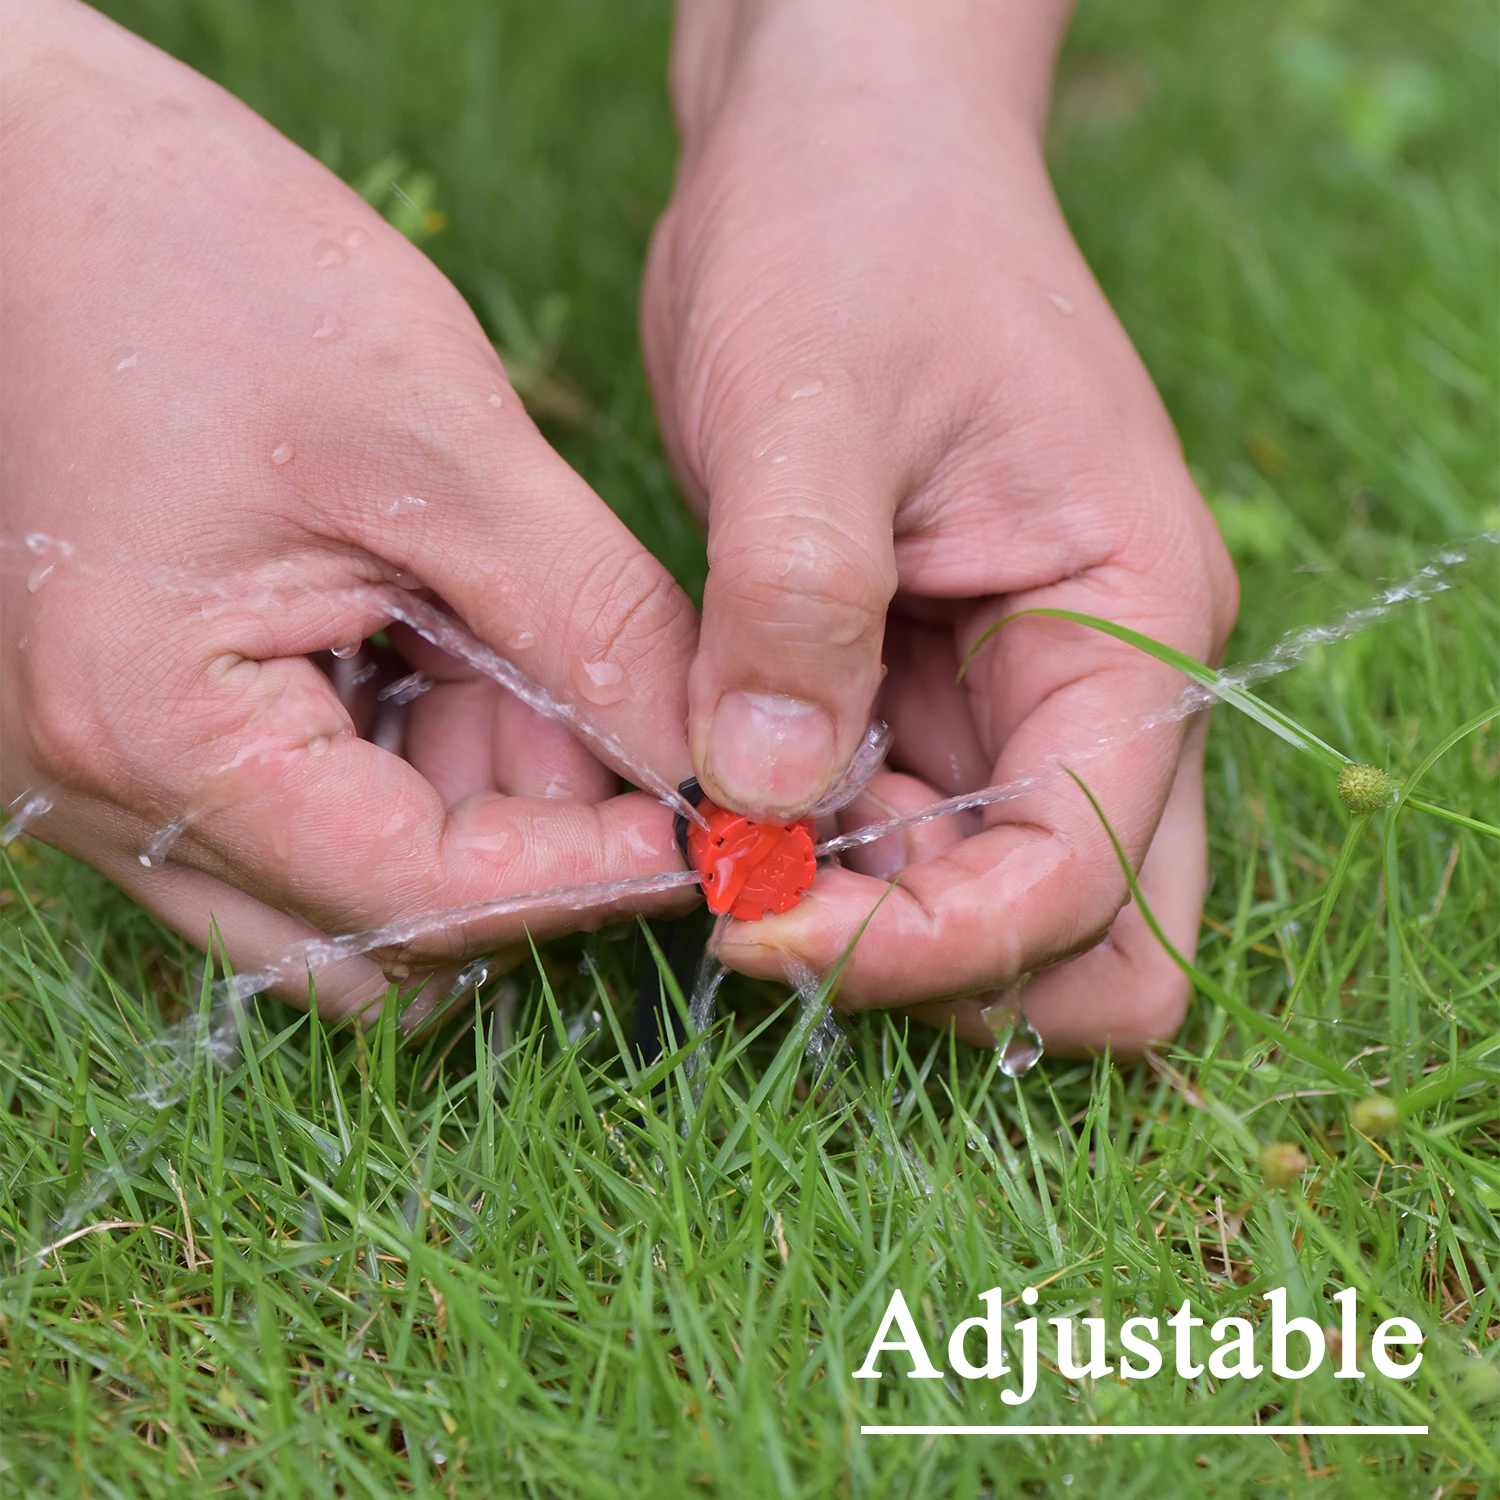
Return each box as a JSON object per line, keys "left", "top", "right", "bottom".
{"left": 675, "top": 780, "right": 817, "bottom": 921}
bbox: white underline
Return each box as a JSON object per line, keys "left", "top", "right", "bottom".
{"left": 861, "top": 1425, "right": 1427, "bottom": 1437}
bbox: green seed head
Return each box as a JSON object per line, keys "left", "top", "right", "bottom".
{"left": 1350, "top": 1094, "right": 1401, "bottom": 1138}
{"left": 1338, "top": 763, "right": 1393, "bottom": 814}
{"left": 1462, "top": 1359, "right": 1500, "bottom": 1406}
{"left": 1259, "top": 1141, "right": 1309, "bottom": 1188}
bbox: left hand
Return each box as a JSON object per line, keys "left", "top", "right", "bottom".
{"left": 642, "top": 0, "right": 1239, "bottom": 1051}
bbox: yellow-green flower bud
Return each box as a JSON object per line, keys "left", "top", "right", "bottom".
{"left": 1462, "top": 1360, "right": 1500, "bottom": 1406}
{"left": 1259, "top": 1141, "right": 1309, "bottom": 1188}
{"left": 1351, "top": 1095, "right": 1401, "bottom": 1138}
{"left": 1338, "top": 763, "right": 1393, "bottom": 814}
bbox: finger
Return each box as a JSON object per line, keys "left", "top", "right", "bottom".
{"left": 121, "top": 650, "right": 697, "bottom": 958}
{"left": 878, "top": 616, "right": 991, "bottom": 795}
{"left": 105, "top": 854, "right": 391, "bottom": 1020}
{"left": 995, "top": 719, "right": 1206, "bottom": 1052}
{"left": 404, "top": 677, "right": 500, "bottom": 807}
{"left": 902, "top": 726, "right": 1206, "bottom": 1052}
{"left": 717, "top": 690, "right": 1204, "bottom": 1008}
{"left": 402, "top": 671, "right": 618, "bottom": 807}
{"left": 387, "top": 615, "right": 618, "bottom": 800}
{"left": 836, "top": 770, "right": 970, "bottom": 881}
{"left": 314, "top": 380, "right": 699, "bottom": 795}
{"left": 682, "top": 372, "right": 906, "bottom": 819}
{"left": 490, "top": 691, "right": 618, "bottom": 803}
{"left": 715, "top": 466, "right": 1225, "bottom": 1001}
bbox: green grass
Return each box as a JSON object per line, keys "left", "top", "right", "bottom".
{"left": 3, "top": 0, "right": 1498, "bottom": 1494}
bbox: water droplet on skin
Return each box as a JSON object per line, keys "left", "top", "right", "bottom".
{"left": 331, "top": 643, "right": 361, "bottom": 659}
{"left": 26, "top": 562, "right": 54, "bottom": 593}
{"left": 1046, "top": 290, "right": 1076, "bottom": 316}
{"left": 578, "top": 659, "right": 626, "bottom": 705}
{"left": 342, "top": 226, "right": 368, "bottom": 250}
{"left": 777, "top": 372, "right": 826, "bottom": 401}
{"left": 108, "top": 345, "right": 138, "bottom": 373}
{"left": 306, "top": 735, "right": 332, "bottom": 756}
{"left": 312, "top": 311, "right": 345, "bottom": 342}
{"left": 506, "top": 630, "right": 536, "bottom": 651}
{"left": 487, "top": 392, "right": 504, "bottom": 408}
{"left": 138, "top": 815, "right": 190, "bottom": 868}
{"left": 770, "top": 454, "right": 789, "bottom": 465}
{"left": 313, "top": 239, "right": 347, "bottom": 270}
{"left": 381, "top": 493, "right": 428, "bottom": 515}
{"left": 270, "top": 441, "right": 295, "bottom": 466}
{"left": 24, "top": 532, "right": 75, "bottom": 557}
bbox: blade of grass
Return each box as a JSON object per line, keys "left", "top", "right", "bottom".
{"left": 961, "top": 607, "right": 1347, "bottom": 766}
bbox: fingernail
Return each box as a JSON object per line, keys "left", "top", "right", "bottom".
{"left": 708, "top": 691, "right": 836, "bottom": 817}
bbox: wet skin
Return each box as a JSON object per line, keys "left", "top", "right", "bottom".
{"left": 2, "top": 0, "right": 1236, "bottom": 1052}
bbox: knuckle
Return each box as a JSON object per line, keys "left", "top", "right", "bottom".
{"left": 712, "top": 523, "right": 895, "bottom": 649}
{"left": 568, "top": 546, "right": 694, "bottom": 663}
{"left": 18, "top": 626, "right": 111, "bottom": 792}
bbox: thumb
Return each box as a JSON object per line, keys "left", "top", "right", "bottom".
{"left": 690, "top": 391, "right": 900, "bottom": 819}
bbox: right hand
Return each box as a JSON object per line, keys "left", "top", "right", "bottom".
{"left": 1, "top": 0, "right": 700, "bottom": 1018}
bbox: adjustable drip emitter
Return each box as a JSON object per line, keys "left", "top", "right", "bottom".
{"left": 673, "top": 778, "right": 817, "bottom": 922}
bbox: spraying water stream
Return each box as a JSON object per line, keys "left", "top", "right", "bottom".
{"left": 4, "top": 528, "right": 1494, "bottom": 1234}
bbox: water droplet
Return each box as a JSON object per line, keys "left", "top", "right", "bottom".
{"left": 777, "top": 372, "right": 826, "bottom": 401}
{"left": 139, "top": 816, "right": 189, "bottom": 868}
{"left": 1, "top": 790, "right": 54, "bottom": 846}
{"left": 578, "top": 658, "right": 626, "bottom": 705}
{"left": 313, "top": 239, "right": 347, "bottom": 270}
{"left": 108, "top": 344, "right": 138, "bottom": 373}
{"left": 331, "top": 642, "right": 361, "bottom": 659}
{"left": 1046, "top": 290, "right": 1076, "bottom": 316}
{"left": 998, "top": 1017, "right": 1044, "bottom": 1077}
{"left": 342, "top": 226, "right": 368, "bottom": 250}
{"left": 487, "top": 391, "right": 504, "bottom": 408}
{"left": 23, "top": 532, "right": 74, "bottom": 561}
{"left": 26, "top": 562, "right": 54, "bottom": 593}
{"left": 306, "top": 735, "right": 332, "bottom": 756}
{"left": 312, "top": 310, "right": 345, "bottom": 342}
{"left": 506, "top": 629, "right": 536, "bottom": 651}
{"left": 981, "top": 998, "right": 1045, "bottom": 1078}
{"left": 270, "top": 441, "right": 295, "bottom": 466}
{"left": 770, "top": 454, "right": 789, "bottom": 465}
{"left": 381, "top": 493, "right": 428, "bottom": 515}
{"left": 451, "top": 958, "right": 491, "bottom": 996}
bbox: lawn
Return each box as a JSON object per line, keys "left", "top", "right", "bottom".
{"left": 2, "top": 0, "right": 1497, "bottom": 1495}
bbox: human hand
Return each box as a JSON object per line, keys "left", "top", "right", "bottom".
{"left": 643, "top": 0, "right": 1239, "bottom": 1050}
{"left": 1, "top": 0, "right": 699, "bottom": 1018}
